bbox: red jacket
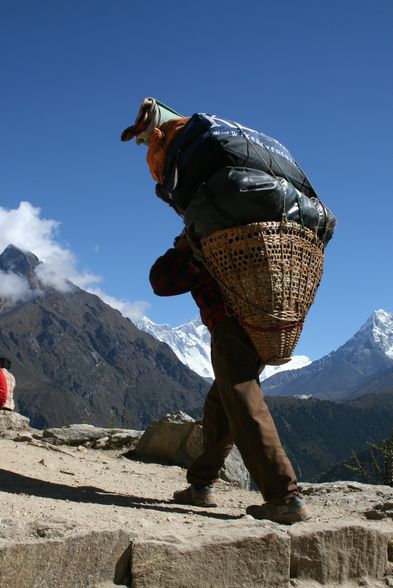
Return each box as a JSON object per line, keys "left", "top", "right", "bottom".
{"left": 0, "top": 368, "right": 7, "bottom": 409}
{"left": 149, "top": 244, "right": 228, "bottom": 332}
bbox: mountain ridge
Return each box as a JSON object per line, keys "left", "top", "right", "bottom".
{"left": 135, "top": 315, "right": 312, "bottom": 381}
{"left": 0, "top": 245, "right": 209, "bottom": 429}
{"left": 262, "top": 309, "right": 393, "bottom": 401}
{"left": 2, "top": 242, "right": 393, "bottom": 438}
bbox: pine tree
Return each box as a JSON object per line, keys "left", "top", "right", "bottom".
{"left": 346, "top": 429, "right": 393, "bottom": 487}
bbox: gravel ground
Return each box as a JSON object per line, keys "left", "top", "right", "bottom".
{"left": 1, "top": 438, "right": 393, "bottom": 545}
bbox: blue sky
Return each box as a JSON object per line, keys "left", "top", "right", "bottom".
{"left": 0, "top": 0, "right": 392, "bottom": 360}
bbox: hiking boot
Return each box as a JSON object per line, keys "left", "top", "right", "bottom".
{"left": 173, "top": 485, "right": 218, "bottom": 507}
{"left": 246, "top": 496, "right": 311, "bottom": 524}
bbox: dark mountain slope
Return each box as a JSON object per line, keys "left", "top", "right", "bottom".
{"left": 190, "top": 391, "right": 393, "bottom": 482}
{"left": 343, "top": 365, "right": 393, "bottom": 401}
{"left": 264, "top": 392, "right": 393, "bottom": 481}
{"left": 0, "top": 246, "right": 209, "bottom": 429}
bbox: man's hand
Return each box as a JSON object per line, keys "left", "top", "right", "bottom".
{"left": 173, "top": 230, "right": 189, "bottom": 250}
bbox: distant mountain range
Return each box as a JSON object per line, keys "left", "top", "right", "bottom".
{"left": 136, "top": 302, "right": 393, "bottom": 483}
{"left": 2, "top": 243, "right": 393, "bottom": 483}
{"left": 0, "top": 245, "right": 208, "bottom": 429}
{"left": 135, "top": 315, "right": 312, "bottom": 381}
{"left": 135, "top": 316, "right": 213, "bottom": 379}
{"left": 135, "top": 304, "right": 393, "bottom": 406}
{"left": 262, "top": 309, "right": 393, "bottom": 401}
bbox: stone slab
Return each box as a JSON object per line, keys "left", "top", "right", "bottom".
{"left": 0, "top": 530, "right": 131, "bottom": 588}
{"left": 289, "top": 522, "right": 389, "bottom": 584}
{"left": 131, "top": 526, "right": 290, "bottom": 588}
{"left": 42, "top": 424, "right": 142, "bottom": 446}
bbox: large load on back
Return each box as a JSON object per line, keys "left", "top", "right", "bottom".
{"left": 160, "top": 114, "right": 335, "bottom": 245}
{"left": 121, "top": 100, "right": 336, "bottom": 365}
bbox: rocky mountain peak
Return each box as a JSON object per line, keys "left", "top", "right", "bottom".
{"left": 262, "top": 308, "right": 393, "bottom": 401}
{"left": 135, "top": 315, "right": 311, "bottom": 381}
{"left": 342, "top": 309, "right": 393, "bottom": 360}
{"left": 135, "top": 315, "right": 213, "bottom": 379}
{"left": 0, "top": 244, "right": 41, "bottom": 283}
{"left": 370, "top": 309, "right": 393, "bottom": 358}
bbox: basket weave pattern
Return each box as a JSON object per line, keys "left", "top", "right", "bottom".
{"left": 201, "top": 221, "right": 325, "bottom": 365}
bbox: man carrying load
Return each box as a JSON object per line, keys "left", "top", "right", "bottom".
{"left": 120, "top": 98, "right": 334, "bottom": 523}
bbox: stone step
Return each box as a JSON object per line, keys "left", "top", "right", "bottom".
{"left": 0, "top": 522, "right": 392, "bottom": 587}
{"left": 0, "top": 530, "right": 131, "bottom": 588}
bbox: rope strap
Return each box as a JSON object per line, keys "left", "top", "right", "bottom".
{"left": 241, "top": 319, "right": 304, "bottom": 333}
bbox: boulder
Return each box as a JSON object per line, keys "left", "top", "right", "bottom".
{"left": 0, "top": 410, "right": 30, "bottom": 437}
{"left": 134, "top": 412, "right": 196, "bottom": 463}
{"left": 12, "top": 432, "right": 34, "bottom": 443}
{"left": 93, "top": 431, "right": 143, "bottom": 450}
{"left": 42, "top": 424, "right": 143, "bottom": 447}
{"left": 134, "top": 411, "right": 250, "bottom": 488}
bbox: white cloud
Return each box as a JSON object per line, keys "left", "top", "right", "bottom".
{"left": 0, "top": 201, "right": 150, "bottom": 319}
{"left": 88, "top": 288, "right": 151, "bottom": 321}
{"left": 33, "top": 263, "right": 73, "bottom": 293}
{"left": 0, "top": 201, "right": 95, "bottom": 291}
{"left": 0, "top": 201, "right": 59, "bottom": 255}
{"left": 0, "top": 270, "right": 33, "bottom": 302}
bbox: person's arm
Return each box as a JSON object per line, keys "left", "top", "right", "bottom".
{"left": 149, "top": 236, "right": 204, "bottom": 296}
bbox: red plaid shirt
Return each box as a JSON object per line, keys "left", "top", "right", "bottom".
{"left": 149, "top": 246, "right": 228, "bottom": 332}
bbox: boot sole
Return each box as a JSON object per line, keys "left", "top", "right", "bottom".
{"left": 246, "top": 504, "right": 311, "bottom": 524}
{"left": 173, "top": 493, "right": 218, "bottom": 508}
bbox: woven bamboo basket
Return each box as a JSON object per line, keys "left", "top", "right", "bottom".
{"left": 201, "top": 221, "right": 325, "bottom": 365}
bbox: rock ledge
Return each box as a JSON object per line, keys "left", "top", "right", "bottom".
{"left": 1, "top": 413, "right": 393, "bottom": 587}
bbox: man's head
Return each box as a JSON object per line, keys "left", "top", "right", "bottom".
{"left": 120, "top": 97, "right": 183, "bottom": 145}
{"left": 0, "top": 358, "right": 11, "bottom": 370}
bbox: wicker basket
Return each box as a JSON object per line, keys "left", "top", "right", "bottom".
{"left": 201, "top": 221, "right": 325, "bottom": 365}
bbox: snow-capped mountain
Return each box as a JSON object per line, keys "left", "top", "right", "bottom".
{"left": 135, "top": 316, "right": 212, "bottom": 379}
{"left": 340, "top": 309, "right": 393, "bottom": 362}
{"left": 263, "top": 309, "right": 393, "bottom": 401}
{"left": 135, "top": 316, "right": 311, "bottom": 381}
{"left": 261, "top": 355, "right": 312, "bottom": 382}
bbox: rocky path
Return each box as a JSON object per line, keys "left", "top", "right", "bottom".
{"left": 1, "top": 415, "right": 393, "bottom": 587}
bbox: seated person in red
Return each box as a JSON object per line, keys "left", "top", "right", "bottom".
{"left": 0, "top": 364, "right": 7, "bottom": 409}
{"left": 0, "top": 357, "right": 16, "bottom": 411}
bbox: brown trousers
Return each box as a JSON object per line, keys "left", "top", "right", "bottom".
{"left": 187, "top": 316, "right": 298, "bottom": 504}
